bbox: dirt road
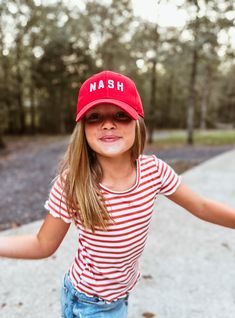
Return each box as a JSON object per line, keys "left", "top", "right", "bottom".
{"left": 0, "top": 136, "right": 233, "bottom": 231}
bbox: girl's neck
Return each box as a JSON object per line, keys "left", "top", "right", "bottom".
{"left": 97, "top": 154, "right": 137, "bottom": 191}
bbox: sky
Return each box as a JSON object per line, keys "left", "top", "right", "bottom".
{"left": 59, "top": 0, "right": 188, "bottom": 28}
{"left": 7, "top": 0, "right": 235, "bottom": 51}
{"left": 43, "top": 0, "right": 235, "bottom": 38}
{"left": 131, "top": 0, "right": 187, "bottom": 27}
{"left": 133, "top": 0, "right": 235, "bottom": 49}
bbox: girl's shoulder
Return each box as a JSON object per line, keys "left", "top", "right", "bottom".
{"left": 139, "top": 153, "right": 159, "bottom": 165}
{"left": 55, "top": 169, "right": 69, "bottom": 184}
{"left": 138, "top": 154, "right": 159, "bottom": 170}
{"left": 139, "top": 154, "right": 172, "bottom": 173}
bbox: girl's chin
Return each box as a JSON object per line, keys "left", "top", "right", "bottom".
{"left": 96, "top": 148, "right": 131, "bottom": 158}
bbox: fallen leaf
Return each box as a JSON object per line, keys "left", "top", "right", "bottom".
{"left": 11, "top": 223, "right": 20, "bottom": 229}
{"left": 142, "top": 312, "right": 155, "bottom": 318}
{"left": 143, "top": 274, "right": 153, "bottom": 279}
{"left": 222, "top": 242, "right": 231, "bottom": 250}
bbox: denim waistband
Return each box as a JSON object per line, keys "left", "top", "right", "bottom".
{"left": 63, "top": 272, "right": 129, "bottom": 305}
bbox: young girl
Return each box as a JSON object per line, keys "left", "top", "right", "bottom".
{"left": 1, "top": 70, "right": 235, "bottom": 318}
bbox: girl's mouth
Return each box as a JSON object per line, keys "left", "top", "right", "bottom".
{"left": 100, "top": 136, "right": 121, "bottom": 142}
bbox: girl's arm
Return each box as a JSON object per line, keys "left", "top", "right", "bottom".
{"left": 0, "top": 214, "right": 70, "bottom": 259}
{"left": 168, "top": 183, "right": 235, "bottom": 229}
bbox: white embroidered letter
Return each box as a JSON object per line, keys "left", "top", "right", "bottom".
{"left": 117, "top": 81, "right": 124, "bottom": 91}
{"left": 108, "top": 80, "right": 114, "bottom": 88}
{"left": 90, "top": 83, "right": 96, "bottom": 92}
{"left": 98, "top": 80, "right": 105, "bottom": 89}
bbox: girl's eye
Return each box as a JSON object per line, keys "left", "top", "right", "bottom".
{"left": 85, "top": 113, "right": 102, "bottom": 123}
{"left": 114, "top": 112, "right": 132, "bottom": 122}
{"left": 84, "top": 111, "right": 132, "bottom": 124}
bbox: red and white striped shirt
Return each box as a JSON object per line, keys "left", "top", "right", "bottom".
{"left": 45, "top": 155, "right": 181, "bottom": 302}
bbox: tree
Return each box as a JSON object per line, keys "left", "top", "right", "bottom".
{"left": 0, "top": 0, "right": 234, "bottom": 137}
{"left": 0, "top": 0, "right": 9, "bottom": 146}
{"left": 184, "top": 0, "right": 200, "bottom": 145}
{"left": 217, "top": 65, "right": 235, "bottom": 126}
{"left": 35, "top": 35, "right": 97, "bottom": 133}
{"left": 83, "top": 0, "right": 135, "bottom": 72}
{"left": 183, "top": 0, "right": 235, "bottom": 144}
{"left": 160, "top": 31, "right": 189, "bottom": 129}
{"left": 34, "top": 3, "right": 99, "bottom": 133}
{"left": 130, "top": 19, "right": 161, "bottom": 143}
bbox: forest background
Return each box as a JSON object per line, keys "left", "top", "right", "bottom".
{"left": 0, "top": 0, "right": 235, "bottom": 147}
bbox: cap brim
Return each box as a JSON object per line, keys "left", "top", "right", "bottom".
{"left": 76, "top": 99, "right": 139, "bottom": 122}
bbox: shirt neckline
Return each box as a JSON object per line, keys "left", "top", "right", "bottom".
{"left": 99, "top": 158, "right": 140, "bottom": 194}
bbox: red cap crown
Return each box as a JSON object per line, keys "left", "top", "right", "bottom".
{"left": 76, "top": 70, "right": 144, "bottom": 121}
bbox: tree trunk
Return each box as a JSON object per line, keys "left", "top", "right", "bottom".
{"left": 200, "top": 93, "right": 207, "bottom": 130}
{"left": 2, "top": 56, "right": 14, "bottom": 134}
{"left": 30, "top": 81, "right": 36, "bottom": 134}
{"left": 147, "top": 58, "right": 157, "bottom": 144}
{"left": 16, "top": 35, "right": 25, "bottom": 134}
{"left": 164, "top": 73, "right": 174, "bottom": 126}
{"left": 186, "top": 1, "right": 200, "bottom": 145}
{"left": 59, "top": 88, "right": 66, "bottom": 134}
{"left": 0, "top": 5, "right": 9, "bottom": 138}
{"left": 30, "top": 35, "right": 36, "bottom": 134}
{"left": 187, "top": 47, "right": 198, "bottom": 144}
{"left": 200, "top": 65, "right": 212, "bottom": 130}
{"left": 0, "top": 134, "right": 5, "bottom": 149}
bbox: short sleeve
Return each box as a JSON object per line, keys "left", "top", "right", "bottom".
{"left": 153, "top": 155, "right": 181, "bottom": 196}
{"left": 44, "top": 175, "right": 72, "bottom": 224}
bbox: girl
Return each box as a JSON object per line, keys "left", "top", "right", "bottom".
{"left": 1, "top": 70, "right": 235, "bottom": 318}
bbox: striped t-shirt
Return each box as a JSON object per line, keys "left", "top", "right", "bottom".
{"left": 45, "top": 155, "right": 181, "bottom": 302}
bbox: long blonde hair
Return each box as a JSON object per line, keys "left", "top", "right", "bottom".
{"left": 59, "top": 117, "right": 146, "bottom": 232}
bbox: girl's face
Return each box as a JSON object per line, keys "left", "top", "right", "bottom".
{"left": 84, "top": 104, "right": 136, "bottom": 160}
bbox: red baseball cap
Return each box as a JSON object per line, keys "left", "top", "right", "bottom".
{"left": 75, "top": 70, "right": 144, "bottom": 121}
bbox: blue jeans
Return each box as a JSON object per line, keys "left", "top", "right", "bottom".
{"left": 61, "top": 273, "right": 129, "bottom": 318}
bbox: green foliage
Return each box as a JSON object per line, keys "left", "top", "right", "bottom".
{"left": 85, "top": 0, "right": 135, "bottom": 71}
{"left": 0, "top": 0, "right": 234, "bottom": 137}
{"left": 153, "top": 129, "right": 235, "bottom": 147}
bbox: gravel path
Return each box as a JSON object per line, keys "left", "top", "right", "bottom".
{"left": 0, "top": 136, "right": 234, "bottom": 231}
{"left": 146, "top": 144, "right": 235, "bottom": 173}
{"left": 0, "top": 137, "right": 68, "bottom": 231}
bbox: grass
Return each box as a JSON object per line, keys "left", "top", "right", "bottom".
{"left": 151, "top": 129, "right": 235, "bottom": 148}
{"left": 3, "top": 134, "right": 69, "bottom": 144}
{"left": 2, "top": 130, "right": 235, "bottom": 149}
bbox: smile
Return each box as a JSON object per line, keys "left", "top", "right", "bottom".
{"left": 100, "top": 136, "right": 121, "bottom": 142}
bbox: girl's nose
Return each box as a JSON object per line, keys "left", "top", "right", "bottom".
{"left": 101, "top": 116, "right": 116, "bottom": 129}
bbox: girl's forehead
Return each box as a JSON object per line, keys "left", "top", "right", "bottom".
{"left": 86, "top": 104, "right": 125, "bottom": 114}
